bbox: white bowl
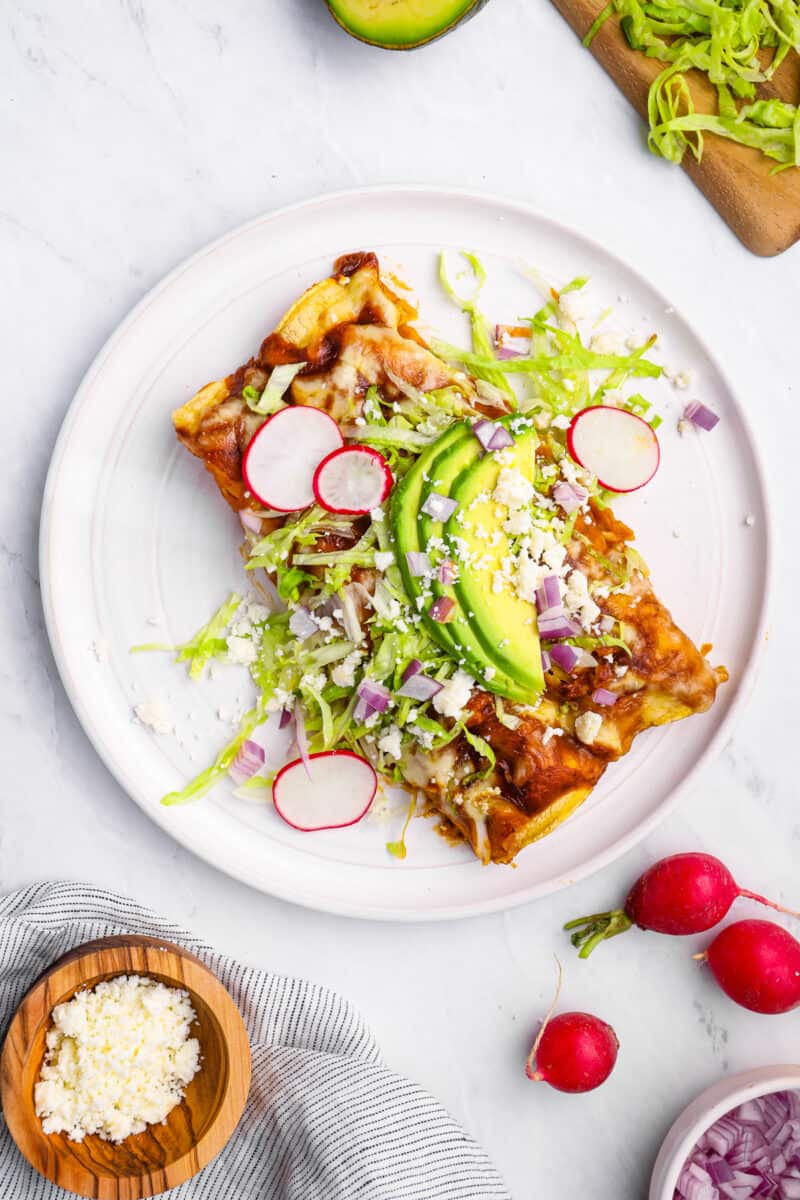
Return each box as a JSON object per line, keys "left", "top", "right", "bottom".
{"left": 650, "top": 1065, "right": 800, "bottom": 1200}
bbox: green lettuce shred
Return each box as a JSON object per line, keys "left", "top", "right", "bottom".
{"left": 586, "top": 0, "right": 800, "bottom": 169}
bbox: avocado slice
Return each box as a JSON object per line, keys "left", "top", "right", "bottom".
{"left": 418, "top": 421, "right": 532, "bottom": 702}
{"left": 445, "top": 426, "right": 545, "bottom": 697}
{"left": 325, "top": 0, "right": 490, "bottom": 50}
{"left": 391, "top": 421, "right": 476, "bottom": 667}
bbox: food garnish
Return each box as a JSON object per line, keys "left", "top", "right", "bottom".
{"left": 567, "top": 405, "right": 661, "bottom": 493}
{"left": 586, "top": 0, "right": 800, "bottom": 171}
{"left": 675, "top": 1089, "right": 800, "bottom": 1199}
{"left": 242, "top": 406, "right": 343, "bottom": 511}
{"left": 565, "top": 853, "right": 800, "bottom": 958}
{"left": 34, "top": 976, "right": 200, "bottom": 1143}
{"left": 313, "top": 445, "right": 393, "bottom": 514}
{"left": 684, "top": 400, "right": 721, "bottom": 432}
{"left": 273, "top": 750, "right": 377, "bottom": 831}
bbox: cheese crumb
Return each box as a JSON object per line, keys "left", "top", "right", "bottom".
{"left": 226, "top": 635, "right": 257, "bottom": 666}
{"left": 575, "top": 711, "right": 603, "bottom": 746}
{"left": 34, "top": 975, "right": 200, "bottom": 1143}
{"left": 133, "top": 700, "right": 173, "bottom": 736}
{"left": 377, "top": 724, "right": 402, "bottom": 761}
{"left": 492, "top": 467, "right": 534, "bottom": 511}
{"left": 432, "top": 669, "right": 474, "bottom": 720}
{"left": 331, "top": 650, "right": 363, "bottom": 688}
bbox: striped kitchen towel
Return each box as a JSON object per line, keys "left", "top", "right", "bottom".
{"left": 0, "top": 882, "right": 510, "bottom": 1199}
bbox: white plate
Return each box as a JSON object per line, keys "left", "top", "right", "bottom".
{"left": 40, "top": 187, "right": 770, "bottom": 920}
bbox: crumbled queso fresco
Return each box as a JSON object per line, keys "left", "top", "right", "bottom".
{"left": 34, "top": 975, "right": 201, "bottom": 1143}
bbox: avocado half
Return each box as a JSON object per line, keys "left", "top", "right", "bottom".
{"left": 325, "top": 0, "right": 490, "bottom": 50}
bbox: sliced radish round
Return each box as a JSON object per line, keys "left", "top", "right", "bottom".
{"left": 273, "top": 750, "right": 377, "bottom": 832}
{"left": 242, "top": 406, "right": 343, "bottom": 512}
{"left": 567, "top": 406, "right": 660, "bottom": 493}
{"left": 312, "top": 445, "right": 393, "bottom": 515}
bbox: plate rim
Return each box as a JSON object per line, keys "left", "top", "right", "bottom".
{"left": 39, "top": 184, "right": 774, "bottom": 921}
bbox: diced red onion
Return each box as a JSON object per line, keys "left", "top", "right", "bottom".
{"left": 401, "top": 659, "right": 423, "bottom": 683}
{"left": 405, "top": 551, "right": 432, "bottom": 577}
{"left": 357, "top": 679, "right": 392, "bottom": 714}
{"left": 538, "top": 607, "right": 581, "bottom": 639}
{"left": 421, "top": 492, "right": 458, "bottom": 522}
{"left": 429, "top": 596, "right": 456, "bottom": 623}
{"left": 675, "top": 1091, "right": 800, "bottom": 1200}
{"left": 740, "top": 1102, "right": 768, "bottom": 1126}
{"left": 684, "top": 400, "right": 720, "bottom": 431}
{"left": 708, "top": 1118, "right": 741, "bottom": 1158}
{"left": 279, "top": 707, "right": 294, "bottom": 730}
{"left": 549, "top": 643, "right": 580, "bottom": 673}
{"left": 294, "top": 701, "right": 312, "bottom": 779}
{"left": 488, "top": 425, "right": 514, "bottom": 451}
{"left": 707, "top": 1159, "right": 736, "bottom": 1186}
{"left": 496, "top": 345, "right": 523, "bottom": 360}
{"left": 228, "top": 739, "right": 265, "bottom": 785}
{"left": 592, "top": 688, "right": 618, "bottom": 707}
{"left": 397, "top": 673, "right": 444, "bottom": 701}
{"left": 289, "top": 606, "right": 317, "bottom": 640}
{"left": 541, "top": 649, "right": 551, "bottom": 672}
{"left": 553, "top": 480, "right": 589, "bottom": 514}
{"left": 535, "top": 575, "right": 562, "bottom": 613}
{"left": 239, "top": 509, "right": 262, "bottom": 533}
{"left": 438, "top": 558, "right": 458, "bottom": 585}
{"left": 472, "top": 418, "right": 499, "bottom": 451}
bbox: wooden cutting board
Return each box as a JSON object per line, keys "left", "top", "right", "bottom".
{"left": 551, "top": 0, "right": 800, "bottom": 256}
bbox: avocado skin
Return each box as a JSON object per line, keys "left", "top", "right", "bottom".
{"left": 445, "top": 425, "right": 545, "bottom": 697}
{"left": 325, "top": 0, "right": 491, "bottom": 51}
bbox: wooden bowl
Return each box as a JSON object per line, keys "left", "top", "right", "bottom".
{"left": 0, "top": 935, "right": 251, "bottom": 1199}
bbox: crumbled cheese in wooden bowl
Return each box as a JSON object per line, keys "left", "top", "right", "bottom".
{"left": 34, "top": 974, "right": 201, "bottom": 1143}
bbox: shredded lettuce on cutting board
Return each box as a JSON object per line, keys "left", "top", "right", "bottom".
{"left": 586, "top": 0, "right": 800, "bottom": 170}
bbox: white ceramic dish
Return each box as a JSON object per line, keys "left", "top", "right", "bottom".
{"left": 40, "top": 186, "right": 770, "bottom": 920}
{"left": 650, "top": 1066, "right": 800, "bottom": 1200}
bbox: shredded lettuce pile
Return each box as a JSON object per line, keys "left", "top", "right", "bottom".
{"left": 586, "top": 0, "right": 800, "bottom": 169}
{"left": 152, "top": 254, "right": 661, "bottom": 810}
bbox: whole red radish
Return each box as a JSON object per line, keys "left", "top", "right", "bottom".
{"left": 526, "top": 1011, "right": 619, "bottom": 1093}
{"left": 564, "top": 853, "right": 799, "bottom": 959}
{"left": 525, "top": 962, "right": 619, "bottom": 1093}
{"left": 698, "top": 919, "right": 800, "bottom": 1015}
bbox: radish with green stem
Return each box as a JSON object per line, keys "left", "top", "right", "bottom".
{"left": 564, "top": 853, "right": 799, "bottom": 958}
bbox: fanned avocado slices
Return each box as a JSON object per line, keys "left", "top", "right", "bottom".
{"left": 325, "top": 0, "right": 490, "bottom": 50}
{"left": 445, "top": 425, "right": 544, "bottom": 698}
{"left": 390, "top": 418, "right": 544, "bottom": 704}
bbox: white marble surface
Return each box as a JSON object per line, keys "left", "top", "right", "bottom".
{"left": 2, "top": 2, "right": 799, "bottom": 1197}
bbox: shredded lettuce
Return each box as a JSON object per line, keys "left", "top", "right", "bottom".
{"left": 165, "top": 592, "right": 243, "bottom": 680}
{"left": 245, "top": 362, "right": 307, "bottom": 415}
{"left": 586, "top": 0, "right": 800, "bottom": 169}
{"left": 386, "top": 792, "right": 417, "bottom": 859}
{"left": 439, "top": 251, "right": 516, "bottom": 402}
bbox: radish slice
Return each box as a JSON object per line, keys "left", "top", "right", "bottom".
{"left": 312, "top": 445, "right": 392, "bottom": 515}
{"left": 242, "top": 406, "right": 343, "bottom": 512}
{"left": 272, "top": 750, "right": 377, "bottom": 831}
{"left": 567, "top": 406, "right": 660, "bottom": 494}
